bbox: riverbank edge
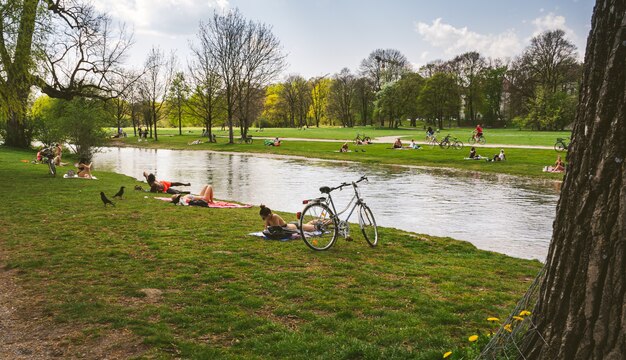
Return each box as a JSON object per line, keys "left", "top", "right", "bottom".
{"left": 108, "top": 139, "right": 565, "bottom": 181}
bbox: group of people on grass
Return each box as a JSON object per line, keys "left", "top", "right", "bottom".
{"left": 468, "top": 147, "right": 506, "bottom": 162}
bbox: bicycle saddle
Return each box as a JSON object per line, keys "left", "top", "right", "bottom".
{"left": 319, "top": 186, "right": 331, "bottom": 194}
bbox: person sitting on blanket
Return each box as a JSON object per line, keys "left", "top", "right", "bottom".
{"left": 410, "top": 139, "right": 421, "bottom": 149}
{"left": 259, "top": 205, "right": 318, "bottom": 232}
{"left": 340, "top": 142, "right": 349, "bottom": 152}
{"left": 171, "top": 185, "right": 214, "bottom": 206}
{"left": 544, "top": 155, "right": 566, "bottom": 173}
{"left": 143, "top": 171, "right": 191, "bottom": 194}
{"left": 77, "top": 162, "right": 93, "bottom": 179}
{"left": 393, "top": 138, "right": 403, "bottom": 149}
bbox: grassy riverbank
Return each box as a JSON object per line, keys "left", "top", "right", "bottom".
{"left": 120, "top": 126, "right": 570, "bottom": 147}
{"left": 1, "top": 147, "right": 542, "bottom": 359}
{"left": 115, "top": 134, "right": 565, "bottom": 179}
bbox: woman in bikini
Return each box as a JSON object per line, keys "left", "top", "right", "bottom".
{"left": 259, "top": 205, "right": 320, "bottom": 232}
{"left": 171, "top": 185, "right": 214, "bottom": 206}
{"left": 143, "top": 171, "right": 191, "bottom": 193}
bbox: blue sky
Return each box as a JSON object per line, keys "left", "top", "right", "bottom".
{"left": 95, "top": 0, "right": 595, "bottom": 79}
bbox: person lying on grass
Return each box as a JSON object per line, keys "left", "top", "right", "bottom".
{"left": 259, "top": 205, "right": 319, "bottom": 232}
{"left": 143, "top": 171, "right": 191, "bottom": 194}
{"left": 170, "top": 185, "right": 214, "bottom": 206}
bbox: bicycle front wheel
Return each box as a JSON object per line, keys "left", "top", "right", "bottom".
{"left": 468, "top": 137, "right": 476, "bottom": 145}
{"left": 246, "top": 138, "right": 253, "bottom": 144}
{"left": 554, "top": 142, "right": 566, "bottom": 152}
{"left": 300, "top": 203, "right": 338, "bottom": 251}
{"left": 453, "top": 140, "right": 464, "bottom": 150}
{"left": 48, "top": 160, "right": 56, "bottom": 176}
{"left": 359, "top": 205, "right": 378, "bottom": 247}
{"left": 440, "top": 141, "right": 450, "bottom": 149}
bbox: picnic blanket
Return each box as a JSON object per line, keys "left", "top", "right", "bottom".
{"left": 154, "top": 197, "right": 252, "bottom": 208}
{"left": 63, "top": 174, "right": 98, "bottom": 180}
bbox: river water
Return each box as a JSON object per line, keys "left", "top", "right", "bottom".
{"left": 93, "top": 147, "right": 560, "bottom": 261}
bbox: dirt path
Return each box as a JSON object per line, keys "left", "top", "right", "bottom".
{"left": 0, "top": 255, "right": 147, "bottom": 359}
{"left": 244, "top": 135, "right": 554, "bottom": 150}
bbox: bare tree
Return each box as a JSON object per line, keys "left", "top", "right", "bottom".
{"left": 359, "top": 48, "right": 411, "bottom": 91}
{"left": 521, "top": 1, "right": 625, "bottom": 357}
{"left": 200, "top": 9, "right": 284, "bottom": 143}
{"left": 167, "top": 71, "right": 189, "bottom": 135}
{"left": 140, "top": 47, "right": 176, "bottom": 141}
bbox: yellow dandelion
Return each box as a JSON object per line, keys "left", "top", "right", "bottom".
{"left": 513, "top": 316, "right": 524, "bottom": 321}
{"left": 487, "top": 317, "right": 500, "bottom": 322}
{"left": 504, "top": 324, "right": 512, "bottom": 333}
{"left": 312, "top": 239, "right": 318, "bottom": 246}
{"left": 443, "top": 351, "right": 453, "bottom": 358}
{"left": 468, "top": 335, "right": 479, "bottom": 342}
{"left": 519, "top": 310, "right": 531, "bottom": 316}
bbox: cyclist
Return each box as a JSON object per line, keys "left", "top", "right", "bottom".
{"left": 474, "top": 124, "right": 483, "bottom": 141}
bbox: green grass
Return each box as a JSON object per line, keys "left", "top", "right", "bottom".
{"left": 1, "top": 147, "right": 542, "bottom": 359}
{"left": 116, "top": 134, "right": 566, "bottom": 179}
{"left": 121, "top": 126, "right": 571, "bottom": 147}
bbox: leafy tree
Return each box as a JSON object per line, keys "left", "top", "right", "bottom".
{"left": 417, "top": 72, "right": 461, "bottom": 129}
{"left": 308, "top": 76, "right": 331, "bottom": 127}
{"left": 353, "top": 77, "right": 375, "bottom": 126}
{"left": 262, "top": 83, "right": 288, "bottom": 127}
{"left": 480, "top": 63, "right": 508, "bottom": 126}
{"left": 0, "top": 1, "right": 132, "bottom": 148}
{"left": 395, "top": 72, "right": 424, "bottom": 127}
{"left": 448, "top": 51, "right": 486, "bottom": 125}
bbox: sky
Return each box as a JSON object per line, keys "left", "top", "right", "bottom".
{"left": 93, "top": 0, "right": 596, "bottom": 79}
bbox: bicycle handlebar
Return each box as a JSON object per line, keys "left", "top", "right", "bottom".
{"left": 329, "top": 176, "right": 368, "bottom": 192}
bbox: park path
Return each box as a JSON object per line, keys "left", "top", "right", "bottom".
{"left": 250, "top": 135, "right": 554, "bottom": 150}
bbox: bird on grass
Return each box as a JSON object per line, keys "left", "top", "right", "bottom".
{"left": 134, "top": 185, "right": 143, "bottom": 191}
{"left": 113, "top": 186, "right": 125, "bottom": 199}
{"left": 100, "top": 192, "right": 115, "bottom": 207}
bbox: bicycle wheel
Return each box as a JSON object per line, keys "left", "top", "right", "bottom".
{"left": 554, "top": 142, "right": 566, "bottom": 152}
{"left": 477, "top": 137, "right": 486, "bottom": 145}
{"left": 468, "top": 136, "right": 476, "bottom": 145}
{"left": 48, "top": 160, "right": 56, "bottom": 176}
{"left": 237, "top": 138, "right": 243, "bottom": 144}
{"left": 359, "top": 205, "right": 378, "bottom": 247}
{"left": 246, "top": 137, "right": 253, "bottom": 144}
{"left": 363, "top": 137, "right": 371, "bottom": 142}
{"left": 439, "top": 140, "right": 450, "bottom": 149}
{"left": 453, "top": 140, "right": 464, "bottom": 150}
{"left": 300, "top": 203, "right": 338, "bottom": 251}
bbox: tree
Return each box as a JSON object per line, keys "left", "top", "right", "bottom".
{"left": 262, "top": 83, "right": 289, "bottom": 127}
{"left": 359, "top": 48, "right": 411, "bottom": 91}
{"left": 417, "top": 72, "right": 461, "bottom": 129}
{"left": 395, "top": 72, "right": 424, "bottom": 127}
{"left": 308, "top": 76, "right": 330, "bottom": 127}
{"left": 200, "top": 9, "right": 284, "bottom": 143}
{"left": 353, "top": 77, "right": 375, "bottom": 126}
{"left": 480, "top": 62, "right": 508, "bottom": 126}
{"left": 327, "top": 68, "right": 356, "bottom": 128}
{"left": 449, "top": 51, "right": 486, "bottom": 124}
{"left": 188, "top": 29, "right": 224, "bottom": 140}
{"left": 0, "top": 1, "right": 132, "bottom": 148}
{"left": 140, "top": 47, "right": 176, "bottom": 141}
{"left": 521, "top": 1, "right": 625, "bottom": 357}
{"left": 168, "top": 72, "right": 190, "bottom": 136}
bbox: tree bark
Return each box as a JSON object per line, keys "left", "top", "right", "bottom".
{"left": 523, "top": 1, "right": 625, "bottom": 358}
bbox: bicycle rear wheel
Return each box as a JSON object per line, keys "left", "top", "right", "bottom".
{"left": 246, "top": 137, "right": 253, "bottom": 144}
{"left": 359, "top": 205, "right": 378, "bottom": 247}
{"left": 468, "top": 137, "right": 476, "bottom": 145}
{"left": 477, "top": 137, "right": 486, "bottom": 145}
{"left": 439, "top": 141, "right": 450, "bottom": 149}
{"left": 554, "top": 142, "right": 566, "bottom": 152}
{"left": 300, "top": 203, "right": 338, "bottom": 251}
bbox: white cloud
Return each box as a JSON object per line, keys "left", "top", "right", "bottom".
{"left": 415, "top": 18, "right": 522, "bottom": 59}
{"left": 94, "top": 0, "right": 229, "bottom": 37}
{"left": 531, "top": 13, "right": 577, "bottom": 40}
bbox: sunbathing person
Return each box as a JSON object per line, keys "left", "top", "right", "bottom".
{"left": 171, "top": 185, "right": 214, "bottom": 206}
{"left": 340, "top": 142, "right": 349, "bottom": 152}
{"left": 544, "top": 155, "right": 566, "bottom": 173}
{"left": 259, "top": 205, "right": 318, "bottom": 232}
{"left": 393, "top": 138, "right": 403, "bottom": 149}
{"left": 143, "top": 171, "right": 190, "bottom": 193}
{"left": 77, "top": 162, "right": 93, "bottom": 179}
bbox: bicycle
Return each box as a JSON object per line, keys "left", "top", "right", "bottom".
{"left": 554, "top": 137, "right": 570, "bottom": 152}
{"left": 354, "top": 133, "right": 371, "bottom": 144}
{"left": 40, "top": 147, "right": 56, "bottom": 176}
{"left": 298, "top": 176, "right": 378, "bottom": 251}
{"left": 237, "top": 135, "right": 253, "bottom": 144}
{"left": 426, "top": 132, "right": 439, "bottom": 147}
{"left": 439, "top": 134, "right": 464, "bottom": 150}
{"left": 468, "top": 132, "right": 486, "bottom": 145}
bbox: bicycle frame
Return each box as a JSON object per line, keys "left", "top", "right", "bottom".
{"left": 325, "top": 183, "right": 362, "bottom": 225}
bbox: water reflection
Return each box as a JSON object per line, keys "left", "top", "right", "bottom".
{"left": 93, "top": 147, "right": 560, "bottom": 261}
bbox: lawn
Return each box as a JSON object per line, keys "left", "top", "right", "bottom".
{"left": 1, "top": 146, "right": 542, "bottom": 359}
{"left": 120, "top": 126, "right": 571, "bottom": 147}
{"left": 115, "top": 134, "right": 566, "bottom": 179}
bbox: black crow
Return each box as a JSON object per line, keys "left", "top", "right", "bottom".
{"left": 113, "top": 186, "right": 125, "bottom": 199}
{"left": 100, "top": 192, "right": 115, "bottom": 207}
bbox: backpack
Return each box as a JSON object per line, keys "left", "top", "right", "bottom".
{"left": 263, "top": 226, "right": 297, "bottom": 240}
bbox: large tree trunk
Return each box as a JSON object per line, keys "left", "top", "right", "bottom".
{"left": 523, "top": 1, "right": 625, "bottom": 358}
